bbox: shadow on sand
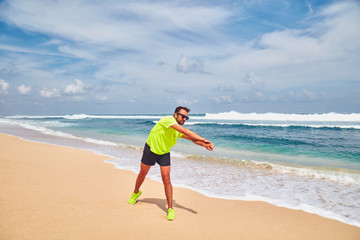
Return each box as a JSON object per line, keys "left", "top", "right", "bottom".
{"left": 137, "top": 198, "right": 198, "bottom": 214}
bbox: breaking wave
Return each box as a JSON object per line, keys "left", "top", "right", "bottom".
{"left": 203, "top": 111, "right": 360, "bottom": 122}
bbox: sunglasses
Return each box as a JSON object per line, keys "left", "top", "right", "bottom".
{"left": 176, "top": 112, "right": 189, "bottom": 120}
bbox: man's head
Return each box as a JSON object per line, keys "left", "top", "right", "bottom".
{"left": 174, "top": 106, "right": 190, "bottom": 125}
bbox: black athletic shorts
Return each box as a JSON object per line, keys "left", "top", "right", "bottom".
{"left": 141, "top": 143, "right": 171, "bottom": 166}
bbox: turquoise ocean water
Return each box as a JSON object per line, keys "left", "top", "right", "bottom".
{"left": 1, "top": 111, "right": 359, "bottom": 227}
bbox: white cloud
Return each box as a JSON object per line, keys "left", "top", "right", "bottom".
{"left": 302, "top": 89, "right": 316, "bottom": 100}
{"left": 306, "top": 1, "right": 314, "bottom": 15}
{"left": 71, "top": 95, "right": 85, "bottom": 102}
{"left": 288, "top": 89, "right": 317, "bottom": 101}
{"left": 317, "top": 1, "right": 360, "bottom": 52}
{"left": 270, "top": 95, "right": 279, "bottom": 102}
{"left": 255, "top": 91, "right": 265, "bottom": 100}
{"left": 64, "top": 79, "right": 84, "bottom": 94}
{"left": 96, "top": 95, "right": 108, "bottom": 102}
{"left": 130, "top": 95, "right": 137, "bottom": 103}
{"left": 176, "top": 55, "right": 206, "bottom": 74}
{"left": 0, "top": 43, "right": 61, "bottom": 56}
{"left": 18, "top": 84, "right": 31, "bottom": 94}
{"left": 37, "top": 79, "right": 85, "bottom": 99}
{"left": 58, "top": 45, "right": 96, "bottom": 60}
{"left": 0, "top": 79, "right": 9, "bottom": 94}
{"left": 176, "top": 98, "right": 198, "bottom": 106}
{"left": 216, "top": 1, "right": 360, "bottom": 92}
{"left": 0, "top": 0, "right": 231, "bottom": 50}
{"left": 133, "top": 3, "right": 230, "bottom": 32}
{"left": 245, "top": 72, "right": 264, "bottom": 90}
{"left": 40, "top": 88, "right": 60, "bottom": 98}
{"left": 214, "top": 96, "right": 233, "bottom": 104}
{"left": 212, "top": 83, "right": 235, "bottom": 92}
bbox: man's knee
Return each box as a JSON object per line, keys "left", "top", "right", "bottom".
{"left": 161, "top": 174, "right": 171, "bottom": 185}
{"left": 160, "top": 166, "right": 171, "bottom": 184}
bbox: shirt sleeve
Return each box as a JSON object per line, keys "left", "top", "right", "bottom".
{"left": 160, "top": 116, "right": 177, "bottom": 128}
{"left": 160, "top": 116, "right": 183, "bottom": 139}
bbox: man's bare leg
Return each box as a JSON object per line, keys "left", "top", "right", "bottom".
{"left": 160, "top": 165, "right": 173, "bottom": 209}
{"left": 133, "top": 162, "right": 151, "bottom": 194}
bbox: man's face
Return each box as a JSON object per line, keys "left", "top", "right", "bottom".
{"left": 174, "top": 109, "right": 189, "bottom": 125}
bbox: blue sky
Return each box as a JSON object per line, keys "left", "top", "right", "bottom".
{"left": 0, "top": 0, "right": 359, "bottom": 114}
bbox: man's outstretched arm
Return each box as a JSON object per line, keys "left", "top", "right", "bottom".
{"left": 171, "top": 124, "right": 214, "bottom": 151}
{"left": 170, "top": 123, "right": 207, "bottom": 142}
{"left": 182, "top": 135, "right": 214, "bottom": 151}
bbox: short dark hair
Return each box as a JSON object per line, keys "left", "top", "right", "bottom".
{"left": 175, "top": 106, "right": 190, "bottom": 113}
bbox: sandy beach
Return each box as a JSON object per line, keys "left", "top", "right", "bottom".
{"left": 1, "top": 133, "right": 359, "bottom": 240}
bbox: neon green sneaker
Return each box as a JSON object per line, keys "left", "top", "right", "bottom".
{"left": 128, "top": 190, "right": 142, "bottom": 204}
{"left": 167, "top": 208, "right": 175, "bottom": 220}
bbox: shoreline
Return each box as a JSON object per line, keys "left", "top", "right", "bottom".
{"left": 1, "top": 133, "right": 359, "bottom": 239}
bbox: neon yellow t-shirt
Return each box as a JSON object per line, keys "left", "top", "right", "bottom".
{"left": 146, "top": 115, "right": 183, "bottom": 155}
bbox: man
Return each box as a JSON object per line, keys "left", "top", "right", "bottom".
{"left": 128, "top": 106, "right": 214, "bottom": 220}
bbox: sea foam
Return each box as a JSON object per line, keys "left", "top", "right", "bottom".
{"left": 203, "top": 111, "right": 360, "bottom": 122}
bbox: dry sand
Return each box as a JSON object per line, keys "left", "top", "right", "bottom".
{"left": 1, "top": 133, "right": 359, "bottom": 240}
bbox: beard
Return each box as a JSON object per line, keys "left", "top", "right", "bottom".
{"left": 176, "top": 119, "right": 184, "bottom": 125}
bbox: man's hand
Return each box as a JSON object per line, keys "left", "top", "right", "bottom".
{"left": 204, "top": 141, "right": 214, "bottom": 151}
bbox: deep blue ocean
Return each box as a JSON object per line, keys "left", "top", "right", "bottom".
{"left": 1, "top": 111, "right": 359, "bottom": 227}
